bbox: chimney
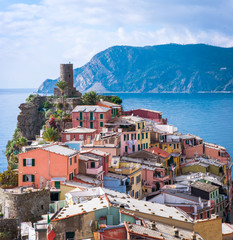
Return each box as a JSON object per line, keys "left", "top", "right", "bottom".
{"left": 173, "top": 227, "right": 179, "bottom": 238}
{"left": 192, "top": 232, "right": 197, "bottom": 240}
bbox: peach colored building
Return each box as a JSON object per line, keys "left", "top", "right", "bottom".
{"left": 18, "top": 145, "right": 79, "bottom": 189}
{"left": 72, "top": 105, "right": 112, "bottom": 134}
{"left": 61, "top": 126, "right": 96, "bottom": 142}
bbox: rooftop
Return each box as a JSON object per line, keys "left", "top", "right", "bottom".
{"left": 43, "top": 144, "right": 78, "bottom": 157}
{"left": 62, "top": 127, "right": 96, "bottom": 134}
{"left": 98, "top": 100, "right": 121, "bottom": 108}
{"left": 81, "top": 149, "right": 110, "bottom": 156}
{"left": 79, "top": 155, "right": 99, "bottom": 162}
{"left": 105, "top": 172, "right": 128, "bottom": 181}
{"left": 108, "top": 195, "right": 193, "bottom": 223}
{"left": 145, "top": 147, "right": 170, "bottom": 159}
{"left": 191, "top": 181, "right": 219, "bottom": 193}
{"left": 72, "top": 105, "right": 110, "bottom": 113}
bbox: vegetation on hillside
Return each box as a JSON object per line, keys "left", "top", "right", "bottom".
{"left": 0, "top": 169, "right": 18, "bottom": 188}
{"left": 5, "top": 129, "right": 27, "bottom": 169}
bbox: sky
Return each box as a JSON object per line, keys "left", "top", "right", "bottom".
{"left": 0, "top": 0, "right": 233, "bottom": 88}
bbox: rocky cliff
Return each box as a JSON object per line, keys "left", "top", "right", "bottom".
{"left": 17, "top": 96, "right": 46, "bottom": 140}
{"left": 37, "top": 44, "right": 233, "bottom": 93}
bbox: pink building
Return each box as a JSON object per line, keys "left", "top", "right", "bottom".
{"left": 61, "top": 126, "right": 96, "bottom": 142}
{"left": 120, "top": 131, "right": 138, "bottom": 156}
{"left": 123, "top": 108, "right": 166, "bottom": 123}
{"left": 80, "top": 149, "right": 110, "bottom": 175}
{"left": 72, "top": 106, "right": 112, "bottom": 134}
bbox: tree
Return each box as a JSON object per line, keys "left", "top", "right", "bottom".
{"left": 82, "top": 91, "right": 100, "bottom": 105}
{"left": 43, "top": 127, "right": 60, "bottom": 142}
{"left": 16, "top": 137, "right": 27, "bottom": 148}
{"left": 55, "top": 80, "right": 68, "bottom": 106}
{"left": 0, "top": 169, "right": 18, "bottom": 188}
{"left": 110, "top": 96, "right": 122, "bottom": 105}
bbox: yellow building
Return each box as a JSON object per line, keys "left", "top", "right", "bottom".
{"left": 122, "top": 116, "right": 151, "bottom": 151}
{"left": 109, "top": 157, "right": 142, "bottom": 199}
{"left": 161, "top": 142, "right": 181, "bottom": 175}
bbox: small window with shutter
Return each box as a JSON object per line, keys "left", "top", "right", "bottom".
{"left": 23, "top": 158, "right": 35, "bottom": 167}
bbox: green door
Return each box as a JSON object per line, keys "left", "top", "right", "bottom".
{"left": 55, "top": 181, "right": 60, "bottom": 189}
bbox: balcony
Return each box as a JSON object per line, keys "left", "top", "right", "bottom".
{"left": 86, "top": 165, "right": 103, "bottom": 175}
{"left": 153, "top": 175, "right": 170, "bottom": 182}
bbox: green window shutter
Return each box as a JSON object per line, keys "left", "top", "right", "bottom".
{"left": 100, "top": 114, "right": 103, "bottom": 119}
{"left": 138, "top": 145, "right": 140, "bottom": 151}
{"left": 80, "top": 112, "right": 83, "bottom": 120}
{"left": 100, "top": 122, "right": 103, "bottom": 127}
{"left": 23, "top": 175, "right": 26, "bottom": 182}
{"left": 80, "top": 121, "right": 83, "bottom": 127}
{"left": 138, "top": 134, "right": 140, "bottom": 140}
{"left": 31, "top": 175, "right": 35, "bottom": 182}
{"left": 23, "top": 159, "right": 26, "bottom": 166}
{"left": 90, "top": 112, "right": 93, "bottom": 120}
{"left": 32, "top": 159, "right": 35, "bottom": 166}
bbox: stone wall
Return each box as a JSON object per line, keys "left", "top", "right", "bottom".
{"left": 0, "top": 218, "right": 20, "bottom": 240}
{"left": 0, "top": 188, "right": 50, "bottom": 222}
{"left": 52, "top": 97, "right": 82, "bottom": 111}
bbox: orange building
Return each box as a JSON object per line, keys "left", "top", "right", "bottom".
{"left": 18, "top": 145, "right": 79, "bottom": 189}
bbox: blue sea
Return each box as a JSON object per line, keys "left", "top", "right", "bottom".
{"left": 0, "top": 89, "right": 233, "bottom": 173}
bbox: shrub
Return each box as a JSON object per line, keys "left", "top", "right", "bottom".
{"left": 26, "top": 94, "right": 37, "bottom": 103}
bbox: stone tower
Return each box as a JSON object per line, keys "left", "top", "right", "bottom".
{"left": 54, "top": 63, "right": 81, "bottom": 97}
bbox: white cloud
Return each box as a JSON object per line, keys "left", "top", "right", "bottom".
{"left": 0, "top": 0, "right": 233, "bottom": 88}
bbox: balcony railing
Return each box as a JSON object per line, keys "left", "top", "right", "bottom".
{"left": 86, "top": 166, "right": 103, "bottom": 175}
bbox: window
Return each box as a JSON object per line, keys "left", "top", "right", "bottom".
{"left": 135, "top": 191, "right": 139, "bottom": 199}
{"left": 131, "top": 134, "right": 134, "bottom": 140}
{"left": 79, "top": 112, "right": 83, "bottom": 120}
{"left": 100, "top": 122, "right": 103, "bottom": 127}
{"left": 207, "top": 211, "right": 210, "bottom": 218}
{"left": 91, "top": 162, "right": 95, "bottom": 168}
{"left": 66, "top": 232, "right": 75, "bottom": 239}
{"left": 200, "top": 213, "right": 203, "bottom": 219}
{"left": 90, "top": 122, "right": 93, "bottom": 129}
{"left": 174, "top": 144, "right": 176, "bottom": 149}
{"left": 125, "top": 146, "right": 128, "bottom": 153}
{"left": 80, "top": 121, "right": 83, "bottom": 127}
{"left": 131, "top": 177, "right": 134, "bottom": 184}
{"left": 136, "top": 174, "right": 141, "bottom": 184}
{"left": 124, "top": 134, "right": 126, "bottom": 141}
{"left": 146, "top": 143, "right": 148, "bottom": 149}
{"left": 142, "top": 133, "right": 144, "bottom": 139}
{"left": 127, "top": 134, "right": 129, "bottom": 140}
{"left": 70, "top": 158, "right": 72, "bottom": 165}
{"left": 177, "top": 143, "right": 179, "bottom": 148}
{"left": 23, "top": 175, "right": 35, "bottom": 182}
{"left": 138, "top": 134, "right": 140, "bottom": 140}
{"left": 90, "top": 112, "right": 93, "bottom": 120}
{"left": 23, "top": 158, "right": 35, "bottom": 167}
{"left": 74, "top": 156, "right": 77, "bottom": 163}
{"left": 79, "top": 134, "right": 83, "bottom": 140}
{"left": 146, "top": 132, "right": 148, "bottom": 138}
{"left": 138, "top": 145, "right": 140, "bottom": 151}
{"left": 134, "top": 133, "right": 136, "bottom": 140}
{"left": 100, "top": 114, "right": 103, "bottom": 119}
{"left": 131, "top": 190, "right": 134, "bottom": 197}
{"left": 66, "top": 135, "right": 70, "bottom": 141}
{"left": 138, "top": 123, "right": 140, "bottom": 129}
{"left": 41, "top": 205, "right": 44, "bottom": 210}
{"left": 132, "top": 145, "right": 135, "bottom": 152}
{"left": 69, "top": 173, "right": 73, "bottom": 180}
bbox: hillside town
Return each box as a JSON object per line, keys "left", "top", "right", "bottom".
{"left": 1, "top": 64, "right": 233, "bottom": 240}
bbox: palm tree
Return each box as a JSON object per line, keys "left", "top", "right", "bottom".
{"left": 43, "top": 127, "right": 60, "bottom": 142}
{"left": 82, "top": 91, "right": 100, "bottom": 105}
{"left": 55, "top": 80, "right": 68, "bottom": 106}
